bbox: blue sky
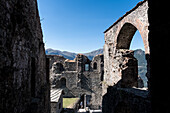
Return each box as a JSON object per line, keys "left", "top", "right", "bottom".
{"left": 37, "top": 0, "right": 144, "bottom": 53}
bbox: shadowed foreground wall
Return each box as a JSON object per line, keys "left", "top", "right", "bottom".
{"left": 148, "top": 0, "right": 170, "bottom": 113}
{"left": 102, "top": 0, "right": 170, "bottom": 112}
{"left": 102, "top": 1, "right": 151, "bottom": 113}
{"left": 0, "top": 0, "right": 50, "bottom": 113}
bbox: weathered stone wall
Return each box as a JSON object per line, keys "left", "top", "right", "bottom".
{"left": 102, "top": 87, "right": 151, "bottom": 113}
{"left": 102, "top": 1, "right": 151, "bottom": 113}
{"left": 103, "top": 1, "right": 149, "bottom": 91}
{"left": 102, "top": 49, "right": 139, "bottom": 95}
{"left": 0, "top": 0, "right": 50, "bottom": 113}
{"left": 48, "top": 54, "right": 104, "bottom": 109}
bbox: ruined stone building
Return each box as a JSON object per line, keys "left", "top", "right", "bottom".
{"left": 47, "top": 54, "right": 104, "bottom": 109}
{"left": 50, "top": 89, "right": 63, "bottom": 113}
{"left": 0, "top": 0, "right": 50, "bottom": 113}
{"left": 1, "top": 0, "right": 170, "bottom": 113}
{"left": 102, "top": 1, "right": 151, "bottom": 113}
{"left": 102, "top": 0, "right": 170, "bottom": 112}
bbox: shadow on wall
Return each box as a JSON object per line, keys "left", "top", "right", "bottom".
{"left": 81, "top": 74, "right": 93, "bottom": 93}
{"left": 102, "top": 86, "right": 151, "bottom": 113}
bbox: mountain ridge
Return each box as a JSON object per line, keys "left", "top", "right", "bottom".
{"left": 45, "top": 48, "right": 104, "bottom": 60}
{"left": 45, "top": 48, "right": 146, "bottom": 62}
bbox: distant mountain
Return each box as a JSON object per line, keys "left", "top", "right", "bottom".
{"left": 46, "top": 48, "right": 146, "bottom": 63}
{"left": 84, "top": 49, "right": 103, "bottom": 60}
{"left": 45, "top": 48, "right": 77, "bottom": 60}
{"left": 46, "top": 48, "right": 147, "bottom": 87}
{"left": 45, "top": 48, "right": 103, "bottom": 60}
{"left": 134, "top": 49, "right": 147, "bottom": 87}
{"left": 134, "top": 49, "right": 147, "bottom": 66}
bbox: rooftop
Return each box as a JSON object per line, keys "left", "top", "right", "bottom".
{"left": 50, "top": 89, "right": 63, "bottom": 102}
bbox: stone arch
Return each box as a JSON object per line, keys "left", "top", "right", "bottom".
{"left": 116, "top": 23, "right": 137, "bottom": 49}
{"left": 103, "top": 0, "right": 150, "bottom": 89}
{"left": 116, "top": 22, "right": 149, "bottom": 54}
{"left": 116, "top": 22, "right": 149, "bottom": 88}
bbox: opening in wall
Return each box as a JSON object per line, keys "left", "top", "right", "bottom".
{"left": 130, "top": 30, "right": 148, "bottom": 88}
{"left": 85, "top": 64, "right": 89, "bottom": 71}
{"left": 116, "top": 23, "right": 149, "bottom": 89}
{"left": 60, "top": 78, "right": 66, "bottom": 88}
{"left": 93, "top": 62, "right": 97, "bottom": 70}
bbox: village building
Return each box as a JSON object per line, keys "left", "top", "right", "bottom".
{"left": 50, "top": 89, "right": 63, "bottom": 113}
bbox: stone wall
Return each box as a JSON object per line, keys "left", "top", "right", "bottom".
{"left": 102, "top": 87, "right": 151, "bottom": 113}
{"left": 103, "top": 0, "right": 150, "bottom": 91}
{"left": 48, "top": 54, "right": 104, "bottom": 110}
{"left": 102, "top": 1, "right": 151, "bottom": 113}
{"left": 0, "top": 0, "right": 50, "bottom": 113}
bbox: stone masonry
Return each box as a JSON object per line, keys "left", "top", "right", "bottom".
{"left": 0, "top": 0, "right": 50, "bottom": 113}
{"left": 102, "top": 1, "right": 151, "bottom": 113}
{"left": 103, "top": 0, "right": 150, "bottom": 90}
{"left": 47, "top": 54, "right": 104, "bottom": 110}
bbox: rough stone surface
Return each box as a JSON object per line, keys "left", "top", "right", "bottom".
{"left": 0, "top": 0, "right": 50, "bottom": 113}
{"left": 47, "top": 54, "right": 104, "bottom": 110}
{"left": 102, "top": 1, "right": 151, "bottom": 113}
{"left": 103, "top": 1, "right": 150, "bottom": 91}
{"left": 102, "top": 87, "right": 151, "bottom": 113}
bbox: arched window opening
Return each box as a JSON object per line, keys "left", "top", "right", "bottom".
{"left": 60, "top": 78, "right": 66, "bottom": 88}
{"left": 101, "top": 71, "right": 104, "bottom": 81}
{"left": 85, "top": 64, "right": 89, "bottom": 71}
{"left": 93, "top": 62, "right": 97, "bottom": 70}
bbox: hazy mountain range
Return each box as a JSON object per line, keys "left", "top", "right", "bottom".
{"left": 45, "top": 48, "right": 104, "bottom": 60}
{"left": 46, "top": 48, "right": 147, "bottom": 87}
